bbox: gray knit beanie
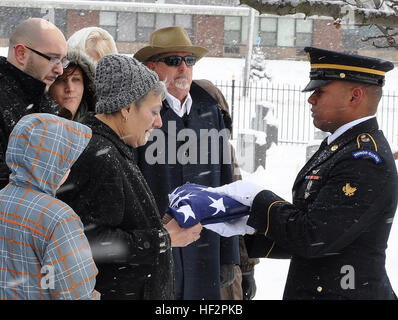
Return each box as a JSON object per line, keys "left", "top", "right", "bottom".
{"left": 95, "top": 54, "right": 159, "bottom": 114}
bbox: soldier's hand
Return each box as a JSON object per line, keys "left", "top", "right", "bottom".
{"left": 242, "top": 270, "right": 257, "bottom": 300}
{"left": 207, "top": 180, "right": 265, "bottom": 207}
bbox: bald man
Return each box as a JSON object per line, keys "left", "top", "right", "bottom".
{"left": 0, "top": 18, "right": 67, "bottom": 188}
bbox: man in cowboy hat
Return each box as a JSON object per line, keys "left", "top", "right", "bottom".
{"left": 134, "top": 26, "right": 240, "bottom": 300}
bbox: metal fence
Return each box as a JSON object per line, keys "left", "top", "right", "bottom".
{"left": 215, "top": 80, "right": 398, "bottom": 147}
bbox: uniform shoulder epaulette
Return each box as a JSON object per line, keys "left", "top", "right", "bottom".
{"left": 352, "top": 133, "right": 381, "bottom": 164}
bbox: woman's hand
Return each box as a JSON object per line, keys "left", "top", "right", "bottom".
{"left": 164, "top": 218, "right": 202, "bottom": 247}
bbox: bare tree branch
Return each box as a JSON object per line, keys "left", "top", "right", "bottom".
{"left": 240, "top": 0, "right": 398, "bottom": 49}
{"left": 239, "top": 0, "right": 398, "bottom": 28}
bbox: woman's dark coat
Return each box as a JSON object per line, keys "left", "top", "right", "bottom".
{"left": 57, "top": 113, "right": 173, "bottom": 300}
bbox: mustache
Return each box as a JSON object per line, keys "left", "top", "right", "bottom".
{"left": 164, "top": 74, "right": 191, "bottom": 85}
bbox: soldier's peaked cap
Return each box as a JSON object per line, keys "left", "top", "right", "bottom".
{"left": 302, "top": 46, "right": 394, "bottom": 92}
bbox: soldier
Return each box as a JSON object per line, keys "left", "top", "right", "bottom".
{"left": 210, "top": 47, "right": 397, "bottom": 300}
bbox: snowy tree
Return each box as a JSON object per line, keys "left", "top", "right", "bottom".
{"left": 249, "top": 46, "right": 271, "bottom": 81}
{"left": 240, "top": 0, "right": 398, "bottom": 49}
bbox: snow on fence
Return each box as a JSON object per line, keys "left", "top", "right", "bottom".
{"left": 215, "top": 80, "right": 398, "bottom": 148}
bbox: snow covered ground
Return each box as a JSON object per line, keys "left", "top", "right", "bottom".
{"left": 1, "top": 47, "right": 397, "bottom": 300}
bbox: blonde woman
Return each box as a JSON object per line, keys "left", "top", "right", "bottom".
{"left": 67, "top": 27, "right": 118, "bottom": 62}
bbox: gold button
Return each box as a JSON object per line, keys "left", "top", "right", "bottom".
{"left": 331, "top": 145, "right": 338, "bottom": 151}
{"left": 317, "top": 286, "right": 323, "bottom": 292}
{"left": 340, "top": 73, "right": 346, "bottom": 78}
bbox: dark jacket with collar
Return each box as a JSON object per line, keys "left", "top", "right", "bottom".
{"left": 135, "top": 81, "right": 240, "bottom": 300}
{"left": 246, "top": 117, "right": 398, "bottom": 299}
{"left": 57, "top": 113, "right": 174, "bottom": 300}
{"left": 0, "top": 56, "right": 59, "bottom": 188}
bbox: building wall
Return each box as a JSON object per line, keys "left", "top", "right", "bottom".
{"left": 0, "top": 5, "right": 395, "bottom": 62}
{"left": 194, "top": 15, "right": 224, "bottom": 57}
{"left": 313, "top": 20, "right": 343, "bottom": 51}
{"left": 66, "top": 10, "right": 99, "bottom": 38}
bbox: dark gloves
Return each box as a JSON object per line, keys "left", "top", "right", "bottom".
{"left": 220, "top": 264, "right": 236, "bottom": 288}
{"left": 241, "top": 270, "right": 257, "bottom": 300}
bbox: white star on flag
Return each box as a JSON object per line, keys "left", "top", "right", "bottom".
{"left": 169, "top": 189, "right": 184, "bottom": 206}
{"left": 172, "top": 192, "right": 195, "bottom": 208}
{"left": 177, "top": 205, "right": 196, "bottom": 223}
{"left": 208, "top": 196, "right": 226, "bottom": 216}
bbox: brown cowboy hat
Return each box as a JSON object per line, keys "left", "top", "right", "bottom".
{"left": 134, "top": 26, "right": 209, "bottom": 63}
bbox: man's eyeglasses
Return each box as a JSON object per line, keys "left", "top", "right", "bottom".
{"left": 25, "top": 46, "right": 70, "bottom": 68}
{"left": 153, "top": 55, "right": 196, "bottom": 67}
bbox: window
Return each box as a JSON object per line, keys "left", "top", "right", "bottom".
{"left": 256, "top": 16, "right": 313, "bottom": 47}
{"left": 118, "top": 12, "right": 136, "bottom": 42}
{"left": 175, "top": 14, "right": 192, "bottom": 30}
{"left": 224, "top": 16, "right": 241, "bottom": 45}
{"left": 114, "top": 12, "right": 193, "bottom": 43}
{"left": 99, "top": 11, "right": 117, "bottom": 40}
{"left": 156, "top": 13, "right": 174, "bottom": 29}
{"left": 175, "top": 14, "right": 193, "bottom": 40}
{"left": 277, "top": 18, "right": 295, "bottom": 47}
{"left": 296, "top": 19, "right": 313, "bottom": 47}
{"left": 136, "top": 12, "right": 155, "bottom": 42}
{"left": 259, "top": 18, "right": 277, "bottom": 46}
{"left": 100, "top": 11, "right": 116, "bottom": 26}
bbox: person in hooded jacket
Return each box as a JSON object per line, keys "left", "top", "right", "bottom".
{"left": 0, "top": 113, "right": 99, "bottom": 300}
{"left": 57, "top": 54, "right": 202, "bottom": 300}
{"left": 49, "top": 49, "right": 97, "bottom": 122}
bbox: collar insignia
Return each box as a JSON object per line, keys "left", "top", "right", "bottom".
{"left": 342, "top": 183, "right": 357, "bottom": 197}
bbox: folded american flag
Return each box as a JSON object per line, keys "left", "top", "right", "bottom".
{"left": 165, "top": 183, "right": 250, "bottom": 228}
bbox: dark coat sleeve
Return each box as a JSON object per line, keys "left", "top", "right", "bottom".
{"left": 0, "top": 143, "right": 10, "bottom": 189}
{"left": 58, "top": 144, "right": 168, "bottom": 265}
{"left": 248, "top": 152, "right": 397, "bottom": 259}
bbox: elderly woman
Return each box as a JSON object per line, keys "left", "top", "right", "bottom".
{"left": 49, "top": 49, "right": 96, "bottom": 122}
{"left": 57, "top": 54, "right": 202, "bottom": 300}
{"left": 67, "top": 27, "right": 118, "bottom": 62}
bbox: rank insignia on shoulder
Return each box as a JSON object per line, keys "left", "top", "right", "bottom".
{"left": 342, "top": 183, "right": 357, "bottom": 197}
{"left": 352, "top": 150, "right": 382, "bottom": 164}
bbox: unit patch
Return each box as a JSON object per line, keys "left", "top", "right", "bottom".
{"left": 352, "top": 150, "right": 381, "bottom": 164}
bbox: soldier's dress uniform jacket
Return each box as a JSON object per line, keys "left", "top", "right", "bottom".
{"left": 246, "top": 117, "right": 398, "bottom": 299}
